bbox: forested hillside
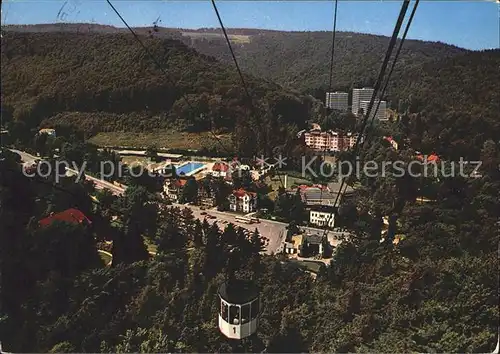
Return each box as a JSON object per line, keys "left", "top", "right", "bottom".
{"left": 389, "top": 49, "right": 500, "bottom": 160}
{"left": 2, "top": 27, "right": 499, "bottom": 160}
{"left": 1, "top": 24, "right": 499, "bottom": 354}
{"left": 186, "top": 29, "right": 467, "bottom": 93}
{"left": 4, "top": 24, "right": 467, "bottom": 93}
{"left": 1, "top": 31, "right": 317, "bottom": 156}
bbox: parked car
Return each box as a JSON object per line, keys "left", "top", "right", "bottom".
{"left": 200, "top": 211, "right": 207, "bottom": 215}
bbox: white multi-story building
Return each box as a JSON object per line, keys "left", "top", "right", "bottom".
{"left": 309, "top": 209, "right": 335, "bottom": 228}
{"left": 325, "top": 92, "right": 348, "bottom": 111}
{"left": 228, "top": 189, "right": 257, "bottom": 213}
{"left": 352, "top": 88, "right": 374, "bottom": 116}
{"left": 304, "top": 130, "right": 357, "bottom": 152}
{"left": 359, "top": 100, "right": 387, "bottom": 121}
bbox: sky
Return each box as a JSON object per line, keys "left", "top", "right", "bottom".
{"left": 1, "top": 1, "right": 499, "bottom": 50}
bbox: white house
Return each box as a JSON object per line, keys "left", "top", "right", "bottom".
{"left": 163, "top": 179, "right": 187, "bottom": 202}
{"left": 228, "top": 189, "right": 257, "bottom": 213}
{"left": 211, "top": 162, "right": 230, "bottom": 178}
{"left": 309, "top": 208, "right": 335, "bottom": 228}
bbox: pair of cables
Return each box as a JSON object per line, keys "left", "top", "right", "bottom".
{"left": 321, "top": 0, "right": 420, "bottom": 242}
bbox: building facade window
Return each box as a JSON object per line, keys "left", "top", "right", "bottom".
{"left": 221, "top": 300, "right": 229, "bottom": 322}
{"left": 229, "top": 305, "right": 240, "bottom": 325}
{"left": 241, "top": 303, "right": 250, "bottom": 324}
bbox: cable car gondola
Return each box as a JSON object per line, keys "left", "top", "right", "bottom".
{"left": 217, "top": 247, "right": 260, "bottom": 340}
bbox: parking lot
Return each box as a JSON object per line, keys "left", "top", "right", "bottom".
{"left": 172, "top": 203, "right": 287, "bottom": 254}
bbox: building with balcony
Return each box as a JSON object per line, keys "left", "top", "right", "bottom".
{"left": 325, "top": 92, "right": 348, "bottom": 111}
{"left": 352, "top": 88, "right": 374, "bottom": 116}
{"left": 228, "top": 188, "right": 257, "bottom": 213}
{"left": 309, "top": 206, "right": 336, "bottom": 228}
{"left": 359, "top": 100, "right": 387, "bottom": 121}
{"left": 304, "top": 130, "right": 358, "bottom": 152}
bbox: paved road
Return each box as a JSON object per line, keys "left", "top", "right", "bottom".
{"left": 10, "top": 149, "right": 37, "bottom": 164}
{"left": 171, "top": 203, "right": 287, "bottom": 255}
{"left": 170, "top": 204, "right": 349, "bottom": 254}
{"left": 11, "top": 149, "right": 346, "bottom": 254}
{"left": 11, "top": 149, "right": 125, "bottom": 195}
{"left": 78, "top": 172, "right": 124, "bottom": 195}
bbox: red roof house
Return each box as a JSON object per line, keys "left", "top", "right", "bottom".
{"left": 39, "top": 208, "right": 91, "bottom": 227}
{"left": 212, "top": 162, "right": 230, "bottom": 172}
{"left": 163, "top": 178, "right": 189, "bottom": 202}
{"left": 383, "top": 136, "right": 399, "bottom": 150}
{"left": 416, "top": 153, "right": 440, "bottom": 163}
{"left": 232, "top": 188, "right": 257, "bottom": 199}
{"left": 229, "top": 188, "right": 257, "bottom": 213}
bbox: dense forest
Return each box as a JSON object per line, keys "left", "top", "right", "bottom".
{"left": 4, "top": 24, "right": 467, "bottom": 92}
{"left": 185, "top": 29, "right": 466, "bottom": 93}
{"left": 1, "top": 31, "right": 318, "bottom": 156}
{"left": 2, "top": 28, "right": 499, "bottom": 151}
{"left": 389, "top": 49, "right": 500, "bottom": 160}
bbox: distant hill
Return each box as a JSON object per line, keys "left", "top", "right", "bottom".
{"left": 390, "top": 49, "right": 500, "bottom": 160}
{"left": 2, "top": 25, "right": 498, "bottom": 159}
{"left": 180, "top": 28, "right": 468, "bottom": 94}
{"left": 4, "top": 24, "right": 468, "bottom": 94}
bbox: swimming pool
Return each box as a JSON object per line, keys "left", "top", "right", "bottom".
{"left": 175, "top": 162, "right": 205, "bottom": 175}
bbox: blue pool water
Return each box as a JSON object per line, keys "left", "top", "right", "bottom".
{"left": 176, "top": 162, "right": 205, "bottom": 175}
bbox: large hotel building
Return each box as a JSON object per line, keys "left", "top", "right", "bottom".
{"left": 352, "top": 87, "right": 387, "bottom": 120}
{"left": 304, "top": 130, "right": 359, "bottom": 152}
{"left": 351, "top": 88, "right": 374, "bottom": 115}
{"left": 359, "top": 100, "right": 387, "bottom": 121}
{"left": 325, "top": 92, "right": 348, "bottom": 111}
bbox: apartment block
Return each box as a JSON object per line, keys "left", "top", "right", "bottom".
{"left": 325, "top": 92, "right": 348, "bottom": 111}
{"left": 309, "top": 208, "right": 335, "bottom": 228}
{"left": 304, "top": 130, "right": 358, "bottom": 152}
{"left": 359, "top": 100, "right": 387, "bottom": 121}
{"left": 352, "top": 88, "right": 374, "bottom": 116}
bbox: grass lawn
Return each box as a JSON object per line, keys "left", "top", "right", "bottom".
{"left": 265, "top": 172, "right": 311, "bottom": 200}
{"left": 88, "top": 130, "right": 232, "bottom": 151}
{"left": 120, "top": 156, "right": 170, "bottom": 170}
{"left": 182, "top": 31, "right": 251, "bottom": 44}
{"left": 289, "top": 259, "right": 325, "bottom": 273}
